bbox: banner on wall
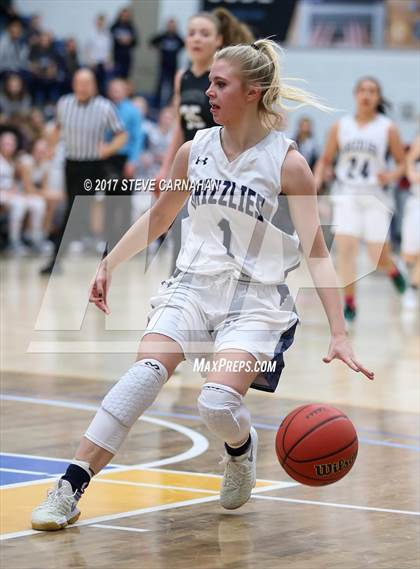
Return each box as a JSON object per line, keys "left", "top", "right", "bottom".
{"left": 386, "top": 0, "right": 420, "bottom": 48}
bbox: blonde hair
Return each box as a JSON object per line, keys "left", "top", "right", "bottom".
{"left": 191, "top": 7, "right": 254, "bottom": 48}
{"left": 214, "top": 38, "right": 331, "bottom": 130}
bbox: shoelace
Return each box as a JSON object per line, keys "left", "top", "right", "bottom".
{"left": 219, "top": 455, "right": 252, "bottom": 489}
{"left": 41, "top": 488, "right": 75, "bottom": 515}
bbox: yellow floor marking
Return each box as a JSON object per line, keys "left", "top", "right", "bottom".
{"left": 1, "top": 469, "right": 277, "bottom": 535}
{"left": 96, "top": 468, "right": 273, "bottom": 492}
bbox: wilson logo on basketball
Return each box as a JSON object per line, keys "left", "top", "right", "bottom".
{"left": 305, "top": 407, "right": 327, "bottom": 419}
{"left": 314, "top": 452, "right": 357, "bottom": 477}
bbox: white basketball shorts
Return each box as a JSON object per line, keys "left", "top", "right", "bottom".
{"left": 401, "top": 194, "right": 420, "bottom": 255}
{"left": 142, "top": 271, "right": 299, "bottom": 393}
{"left": 331, "top": 190, "right": 393, "bottom": 243}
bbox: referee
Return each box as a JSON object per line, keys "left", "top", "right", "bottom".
{"left": 40, "top": 68, "right": 127, "bottom": 275}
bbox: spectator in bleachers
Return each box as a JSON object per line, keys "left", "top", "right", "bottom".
{"left": 27, "top": 107, "right": 46, "bottom": 143}
{"left": 20, "top": 136, "right": 64, "bottom": 241}
{"left": 107, "top": 78, "right": 144, "bottom": 179}
{"left": 29, "top": 31, "right": 60, "bottom": 107}
{"left": 104, "top": 78, "right": 144, "bottom": 248}
{"left": 131, "top": 96, "right": 156, "bottom": 146}
{"left": 138, "top": 105, "right": 174, "bottom": 178}
{"left": 25, "top": 14, "right": 42, "bottom": 48}
{"left": 43, "top": 120, "right": 66, "bottom": 238}
{"left": 0, "top": 18, "right": 29, "bottom": 78}
{"left": 9, "top": 107, "right": 46, "bottom": 152}
{"left": 85, "top": 14, "right": 113, "bottom": 95}
{"left": 59, "top": 37, "right": 80, "bottom": 95}
{"left": 110, "top": 7, "right": 138, "bottom": 79}
{"left": 149, "top": 19, "right": 184, "bottom": 109}
{"left": 19, "top": 137, "right": 52, "bottom": 248}
{"left": 132, "top": 105, "right": 174, "bottom": 225}
{"left": 0, "top": 3, "right": 21, "bottom": 33}
{"left": 0, "top": 73, "right": 31, "bottom": 117}
{"left": 0, "top": 130, "right": 45, "bottom": 254}
{"left": 294, "top": 116, "right": 319, "bottom": 171}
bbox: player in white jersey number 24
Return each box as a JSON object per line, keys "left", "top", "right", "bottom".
{"left": 401, "top": 135, "right": 420, "bottom": 309}
{"left": 31, "top": 39, "right": 374, "bottom": 532}
{"left": 315, "top": 77, "right": 407, "bottom": 321}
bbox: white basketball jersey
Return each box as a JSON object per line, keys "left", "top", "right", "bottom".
{"left": 335, "top": 114, "right": 392, "bottom": 188}
{"left": 176, "top": 127, "right": 300, "bottom": 284}
{"left": 411, "top": 159, "right": 420, "bottom": 199}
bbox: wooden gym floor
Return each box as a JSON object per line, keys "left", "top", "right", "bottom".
{"left": 1, "top": 251, "right": 419, "bottom": 569}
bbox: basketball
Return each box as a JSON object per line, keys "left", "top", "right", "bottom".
{"left": 276, "top": 404, "right": 358, "bottom": 486}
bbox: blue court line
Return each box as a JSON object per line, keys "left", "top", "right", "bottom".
{"left": 144, "top": 409, "right": 420, "bottom": 452}
{"left": 171, "top": 404, "right": 420, "bottom": 442}
{"left": 0, "top": 471, "right": 55, "bottom": 485}
{"left": 0, "top": 454, "right": 116, "bottom": 487}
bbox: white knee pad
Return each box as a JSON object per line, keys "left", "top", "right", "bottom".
{"left": 197, "top": 383, "right": 251, "bottom": 446}
{"left": 85, "top": 359, "right": 168, "bottom": 454}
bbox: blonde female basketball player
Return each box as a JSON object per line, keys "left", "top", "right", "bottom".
{"left": 401, "top": 135, "right": 420, "bottom": 308}
{"left": 32, "top": 40, "right": 374, "bottom": 531}
{"left": 314, "top": 77, "right": 406, "bottom": 321}
{"left": 155, "top": 8, "right": 253, "bottom": 272}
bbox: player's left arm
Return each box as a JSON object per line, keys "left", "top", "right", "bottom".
{"left": 378, "top": 124, "right": 406, "bottom": 186}
{"left": 282, "top": 149, "right": 374, "bottom": 380}
{"left": 407, "top": 135, "right": 420, "bottom": 185}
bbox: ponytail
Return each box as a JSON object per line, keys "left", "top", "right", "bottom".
{"left": 213, "top": 8, "right": 254, "bottom": 47}
{"left": 191, "top": 8, "right": 254, "bottom": 49}
{"left": 214, "top": 38, "right": 331, "bottom": 130}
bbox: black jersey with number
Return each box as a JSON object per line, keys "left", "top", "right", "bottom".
{"left": 179, "top": 68, "right": 217, "bottom": 141}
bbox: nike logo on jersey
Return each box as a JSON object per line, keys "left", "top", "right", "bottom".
{"left": 195, "top": 156, "right": 208, "bottom": 165}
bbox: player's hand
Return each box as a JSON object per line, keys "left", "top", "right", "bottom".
{"left": 123, "top": 162, "right": 135, "bottom": 179}
{"left": 154, "top": 166, "right": 170, "bottom": 199}
{"left": 154, "top": 165, "right": 169, "bottom": 189}
{"left": 89, "top": 260, "right": 112, "bottom": 314}
{"left": 377, "top": 171, "right": 393, "bottom": 186}
{"left": 98, "top": 143, "right": 113, "bottom": 160}
{"left": 323, "top": 334, "right": 374, "bottom": 380}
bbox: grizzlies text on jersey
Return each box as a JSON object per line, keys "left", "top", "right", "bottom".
{"left": 176, "top": 127, "right": 300, "bottom": 284}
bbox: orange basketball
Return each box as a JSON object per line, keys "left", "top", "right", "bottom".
{"left": 276, "top": 404, "right": 358, "bottom": 486}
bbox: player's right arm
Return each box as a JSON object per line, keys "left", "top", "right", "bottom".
{"left": 313, "top": 121, "right": 339, "bottom": 192}
{"left": 155, "top": 69, "right": 185, "bottom": 182}
{"left": 89, "top": 141, "right": 192, "bottom": 313}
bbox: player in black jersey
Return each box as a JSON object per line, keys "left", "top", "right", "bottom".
{"left": 158, "top": 9, "right": 253, "bottom": 177}
{"left": 156, "top": 9, "right": 253, "bottom": 270}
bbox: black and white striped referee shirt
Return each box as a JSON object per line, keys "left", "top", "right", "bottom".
{"left": 57, "top": 94, "right": 124, "bottom": 161}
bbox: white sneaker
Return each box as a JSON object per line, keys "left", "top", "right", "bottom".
{"left": 7, "top": 241, "right": 29, "bottom": 256}
{"left": 402, "top": 288, "right": 418, "bottom": 310}
{"left": 68, "top": 240, "right": 85, "bottom": 254}
{"left": 220, "top": 426, "right": 258, "bottom": 510}
{"left": 31, "top": 479, "right": 81, "bottom": 531}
